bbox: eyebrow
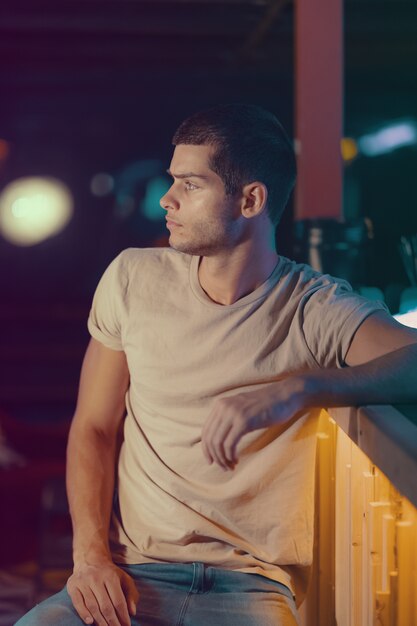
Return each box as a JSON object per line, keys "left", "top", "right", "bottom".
{"left": 166, "top": 169, "right": 209, "bottom": 180}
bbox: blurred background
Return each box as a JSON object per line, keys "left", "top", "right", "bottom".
{"left": 0, "top": 0, "right": 416, "bottom": 621}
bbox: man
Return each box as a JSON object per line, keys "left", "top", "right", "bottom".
{"left": 17, "top": 104, "right": 417, "bottom": 626}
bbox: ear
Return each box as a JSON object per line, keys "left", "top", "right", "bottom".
{"left": 240, "top": 182, "right": 268, "bottom": 219}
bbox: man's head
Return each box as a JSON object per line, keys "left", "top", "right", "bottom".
{"left": 171, "top": 103, "right": 296, "bottom": 228}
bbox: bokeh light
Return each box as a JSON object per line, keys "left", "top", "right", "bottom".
{"left": 90, "top": 172, "right": 114, "bottom": 197}
{"left": 341, "top": 137, "right": 358, "bottom": 162}
{"left": 0, "top": 177, "right": 73, "bottom": 246}
{"left": 394, "top": 308, "right": 417, "bottom": 329}
{"left": 358, "top": 119, "right": 417, "bottom": 156}
{"left": 141, "top": 176, "right": 170, "bottom": 221}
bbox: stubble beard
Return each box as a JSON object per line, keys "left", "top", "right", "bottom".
{"left": 168, "top": 217, "right": 241, "bottom": 257}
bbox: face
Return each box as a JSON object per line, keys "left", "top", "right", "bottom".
{"left": 160, "top": 144, "right": 245, "bottom": 256}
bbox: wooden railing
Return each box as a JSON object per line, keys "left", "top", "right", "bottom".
{"left": 299, "top": 406, "right": 417, "bottom": 626}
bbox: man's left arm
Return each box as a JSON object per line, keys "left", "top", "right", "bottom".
{"left": 311, "top": 309, "right": 417, "bottom": 406}
{"left": 202, "top": 311, "right": 417, "bottom": 469}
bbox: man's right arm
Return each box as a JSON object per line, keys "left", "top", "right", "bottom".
{"left": 66, "top": 338, "right": 139, "bottom": 626}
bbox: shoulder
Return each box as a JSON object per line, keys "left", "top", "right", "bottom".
{"left": 114, "top": 247, "right": 191, "bottom": 278}
{"left": 277, "top": 256, "right": 353, "bottom": 298}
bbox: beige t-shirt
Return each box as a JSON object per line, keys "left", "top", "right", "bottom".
{"left": 88, "top": 247, "right": 387, "bottom": 603}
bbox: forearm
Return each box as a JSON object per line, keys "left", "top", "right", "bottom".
{"left": 66, "top": 418, "right": 120, "bottom": 566}
{"left": 200, "top": 327, "right": 417, "bottom": 470}
{"left": 304, "top": 342, "right": 417, "bottom": 409}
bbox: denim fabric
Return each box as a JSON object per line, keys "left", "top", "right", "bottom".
{"left": 15, "top": 562, "right": 300, "bottom": 626}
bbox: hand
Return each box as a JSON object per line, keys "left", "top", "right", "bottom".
{"left": 67, "top": 559, "right": 139, "bottom": 626}
{"left": 201, "top": 376, "right": 309, "bottom": 470}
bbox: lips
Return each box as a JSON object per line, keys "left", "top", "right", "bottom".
{"left": 166, "top": 218, "right": 181, "bottom": 227}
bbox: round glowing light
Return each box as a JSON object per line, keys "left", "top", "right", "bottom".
{"left": 0, "top": 177, "right": 73, "bottom": 246}
{"left": 341, "top": 138, "right": 358, "bottom": 162}
{"left": 90, "top": 172, "right": 114, "bottom": 197}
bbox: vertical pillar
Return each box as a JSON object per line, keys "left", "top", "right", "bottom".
{"left": 294, "top": 0, "right": 344, "bottom": 220}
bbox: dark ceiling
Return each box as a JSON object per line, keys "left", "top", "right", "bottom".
{"left": 1, "top": 0, "right": 416, "bottom": 146}
{"left": 0, "top": 0, "right": 416, "bottom": 292}
{"left": 1, "top": 0, "right": 294, "bottom": 149}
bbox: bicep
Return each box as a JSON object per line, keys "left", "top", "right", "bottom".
{"left": 72, "top": 337, "right": 130, "bottom": 437}
{"left": 345, "top": 310, "right": 417, "bottom": 367}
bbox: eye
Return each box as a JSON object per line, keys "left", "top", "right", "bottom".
{"left": 184, "top": 180, "right": 198, "bottom": 191}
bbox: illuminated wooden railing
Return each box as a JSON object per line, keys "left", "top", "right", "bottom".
{"left": 298, "top": 406, "right": 417, "bottom": 626}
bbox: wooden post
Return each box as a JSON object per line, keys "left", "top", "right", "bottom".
{"left": 294, "top": 0, "right": 344, "bottom": 220}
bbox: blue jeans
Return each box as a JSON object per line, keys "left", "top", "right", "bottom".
{"left": 15, "top": 562, "right": 300, "bottom": 625}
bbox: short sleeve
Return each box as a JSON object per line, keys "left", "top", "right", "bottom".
{"left": 87, "top": 252, "right": 129, "bottom": 351}
{"left": 301, "top": 278, "right": 390, "bottom": 368}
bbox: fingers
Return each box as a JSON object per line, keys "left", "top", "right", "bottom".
{"left": 204, "top": 433, "right": 232, "bottom": 471}
{"left": 202, "top": 407, "right": 242, "bottom": 471}
{"left": 202, "top": 420, "right": 229, "bottom": 469}
{"left": 222, "top": 426, "right": 240, "bottom": 466}
{"left": 105, "top": 578, "right": 134, "bottom": 625}
{"left": 69, "top": 587, "right": 94, "bottom": 624}
{"left": 202, "top": 383, "right": 300, "bottom": 470}
{"left": 67, "top": 566, "right": 136, "bottom": 626}
{"left": 120, "top": 571, "right": 140, "bottom": 617}
{"left": 210, "top": 424, "right": 241, "bottom": 470}
{"left": 202, "top": 391, "right": 273, "bottom": 470}
{"left": 201, "top": 410, "right": 225, "bottom": 469}
{"left": 74, "top": 585, "right": 128, "bottom": 626}
{"left": 72, "top": 584, "right": 111, "bottom": 626}
{"left": 82, "top": 586, "right": 111, "bottom": 626}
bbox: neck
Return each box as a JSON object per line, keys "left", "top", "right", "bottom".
{"left": 198, "top": 236, "right": 279, "bottom": 306}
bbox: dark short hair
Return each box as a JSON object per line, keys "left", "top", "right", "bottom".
{"left": 172, "top": 103, "right": 296, "bottom": 227}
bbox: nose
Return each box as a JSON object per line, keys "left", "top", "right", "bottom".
{"left": 160, "top": 185, "right": 179, "bottom": 212}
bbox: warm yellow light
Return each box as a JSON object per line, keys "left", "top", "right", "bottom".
{"left": 341, "top": 137, "right": 358, "bottom": 162}
{"left": 0, "top": 177, "right": 73, "bottom": 246}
